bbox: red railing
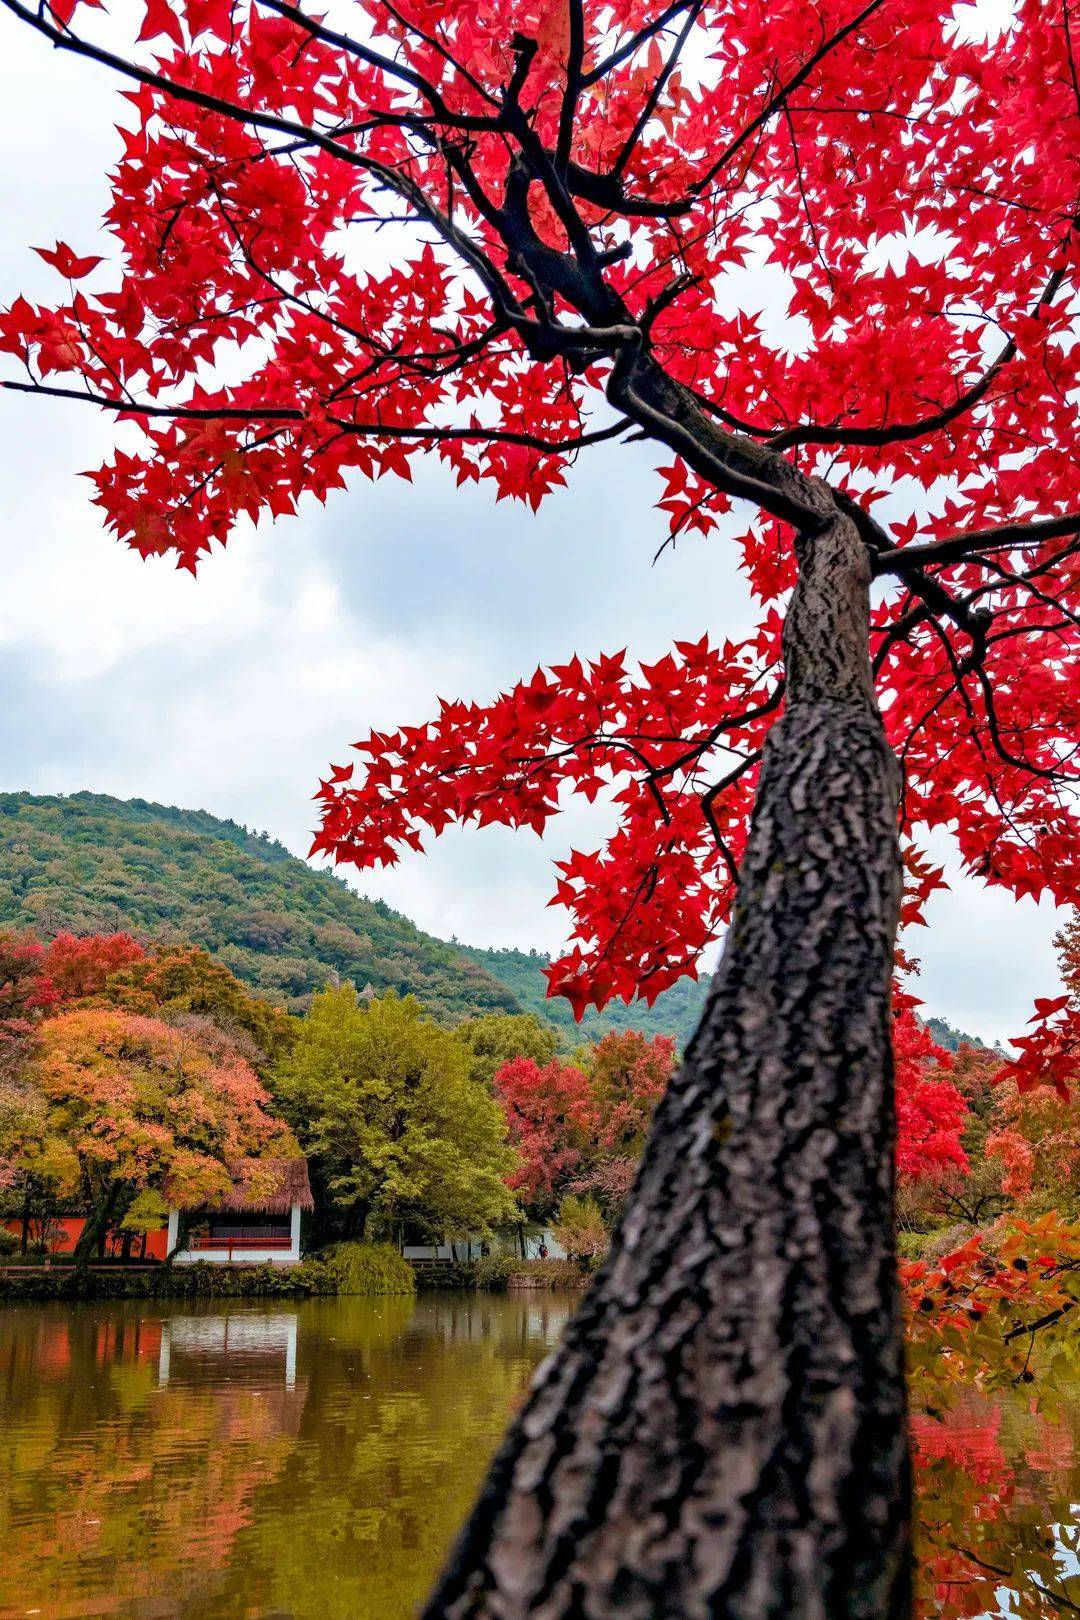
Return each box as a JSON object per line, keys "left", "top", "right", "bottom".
{"left": 187, "top": 1234, "right": 293, "bottom": 1250}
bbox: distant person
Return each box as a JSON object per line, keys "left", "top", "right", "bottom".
{"left": 538, "top": 1240, "right": 548, "bottom": 1260}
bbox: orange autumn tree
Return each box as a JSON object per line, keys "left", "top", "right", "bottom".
{"left": 3, "top": 0, "right": 1080, "bottom": 1610}
{"left": 987, "top": 1084, "right": 1080, "bottom": 1219}
{"left": 31, "top": 1006, "right": 297, "bottom": 1259}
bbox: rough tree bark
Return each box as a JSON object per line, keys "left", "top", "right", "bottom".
{"left": 422, "top": 508, "right": 908, "bottom": 1620}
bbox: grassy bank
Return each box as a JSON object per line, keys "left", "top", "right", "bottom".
{"left": 0, "top": 1248, "right": 596, "bottom": 1302}
{"left": 0, "top": 1242, "right": 416, "bottom": 1302}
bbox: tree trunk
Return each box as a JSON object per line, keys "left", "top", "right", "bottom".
{"left": 74, "top": 1182, "right": 120, "bottom": 1266}
{"left": 422, "top": 512, "right": 909, "bottom": 1620}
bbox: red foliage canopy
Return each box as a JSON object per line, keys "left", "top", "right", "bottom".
{"left": 2, "top": 0, "right": 1078, "bottom": 1034}
{"left": 43, "top": 932, "right": 146, "bottom": 1004}
{"left": 892, "top": 1007, "right": 968, "bottom": 1183}
{"left": 493, "top": 1052, "right": 596, "bottom": 1213}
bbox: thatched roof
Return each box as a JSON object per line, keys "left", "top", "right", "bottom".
{"left": 183, "top": 1157, "right": 314, "bottom": 1215}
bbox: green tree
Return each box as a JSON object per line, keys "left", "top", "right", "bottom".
{"left": 275, "top": 989, "right": 519, "bottom": 1243}
{"left": 553, "top": 1196, "right": 609, "bottom": 1265}
{"left": 455, "top": 1012, "right": 558, "bottom": 1089}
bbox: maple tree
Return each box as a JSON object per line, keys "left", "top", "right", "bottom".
{"left": 892, "top": 1008, "right": 969, "bottom": 1186}
{"left": 96, "top": 943, "right": 295, "bottom": 1074}
{"left": 0, "top": 931, "right": 137, "bottom": 1238}
{"left": 986, "top": 1081, "right": 1080, "bottom": 1218}
{"left": 0, "top": 930, "right": 303, "bottom": 1253}
{"left": 492, "top": 1051, "right": 596, "bottom": 1219}
{"left": 41, "top": 931, "right": 146, "bottom": 1002}
{"left": 2, "top": 0, "right": 1078, "bottom": 1610}
{"left": 30, "top": 1004, "right": 297, "bottom": 1259}
{"left": 0, "top": 931, "right": 57, "bottom": 1086}
{"left": 587, "top": 1028, "right": 673, "bottom": 1155}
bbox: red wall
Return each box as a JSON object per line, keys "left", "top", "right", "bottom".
{"left": 3, "top": 1217, "right": 169, "bottom": 1260}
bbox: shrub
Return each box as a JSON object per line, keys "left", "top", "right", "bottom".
{"left": 304, "top": 1241, "right": 415, "bottom": 1295}
{"left": 507, "top": 1258, "right": 591, "bottom": 1289}
{"left": 414, "top": 1260, "right": 477, "bottom": 1289}
{"left": 553, "top": 1195, "right": 608, "bottom": 1263}
{"left": 0, "top": 1227, "right": 18, "bottom": 1258}
{"left": 896, "top": 1231, "right": 929, "bottom": 1261}
{"left": 471, "top": 1253, "right": 517, "bottom": 1291}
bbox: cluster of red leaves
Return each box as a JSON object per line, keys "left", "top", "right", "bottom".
{"left": 3, "top": 0, "right": 1079, "bottom": 1015}
{"left": 893, "top": 1006, "right": 969, "bottom": 1184}
{"left": 315, "top": 634, "right": 781, "bottom": 1013}
{"left": 7, "top": 0, "right": 1072, "bottom": 564}
{"left": 492, "top": 1028, "right": 675, "bottom": 1213}
{"left": 903, "top": 1214, "right": 1080, "bottom": 1394}
{"left": 493, "top": 1052, "right": 596, "bottom": 1210}
{"left": 497, "top": 1014, "right": 965, "bottom": 1201}
{"left": 999, "top": 995, "right": 1079, "bottom": 1100}
{"left": 41, "top": 931, "right": 146, "bottom": 1002}
{"left": 0, "top": 930, "right": 145, "bottom": 1075}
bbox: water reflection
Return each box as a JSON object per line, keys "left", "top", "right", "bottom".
{"left": 0, "top": 1294, "right": 1075, "bottom": 1619}
{"left": 158, "top": 1312, "right": 300, "bottom": 1389}
{"left": 0, "top": 1294, "right": 572, "bottom": 1619}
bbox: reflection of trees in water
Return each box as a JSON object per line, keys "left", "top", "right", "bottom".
{"left": 912, "top": 1381, "right": 1080, "bottom": 1619}
{"left": 2, "top": 1295, "right": 1071, "bottom": 1620}
{"left": 0, "top": 1294, "right": 576, "bottom": 1620}
{"left": 0, "top": 1302, "right": 309, "bottom": 1615}
{"left": 194, "top": 1293, "right": 576, "bottom": 1620}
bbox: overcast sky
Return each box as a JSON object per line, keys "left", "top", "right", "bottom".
{"left": 0, "top": 8, "right": 1068, "bottom": 1047}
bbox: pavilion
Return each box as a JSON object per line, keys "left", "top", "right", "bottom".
{"left": 167, "top": 1157, "right": 313, "bottom": 1266}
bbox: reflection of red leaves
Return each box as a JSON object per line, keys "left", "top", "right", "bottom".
{"left": 906, "top": 1214, "right": 1080, "bottom": 1620}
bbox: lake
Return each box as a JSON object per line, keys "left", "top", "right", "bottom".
{"left": 0, "top": 1295, "right": 1076, "bottom": 1619}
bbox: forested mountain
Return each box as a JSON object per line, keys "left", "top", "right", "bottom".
{"left": 0, "top": 792, "right": 516, "bottom": 1022}
{"left": 0, "top": 792, "right": 706, "bottom": 1041}
{"left": 457, "top": 942, "right": 709, "bottom": 1045}
{"left": 924, "top": 1015, "right": 1002, "bottom": 1055}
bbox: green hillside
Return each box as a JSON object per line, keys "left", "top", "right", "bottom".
{"left": 0, "top": 792, "right": 518, "bottom": 1022}
{"left": 924, "top": 1015, "right": 1002, "bottom": 1055}
{"left": 0, "top": 791, "right": 707, "bottom": 1041}
{"left": 458, "top": 942, "right": 709, "bottom": 1046}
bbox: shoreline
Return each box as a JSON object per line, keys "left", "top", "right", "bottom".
{"left": 0, "top": 1255, "right": 592, "bottom": 1301}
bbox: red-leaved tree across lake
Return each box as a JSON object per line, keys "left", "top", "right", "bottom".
{"left": 1, "top": 0, "right": 1077, "bottom": 1613}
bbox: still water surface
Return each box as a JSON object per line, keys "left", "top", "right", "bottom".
{"left": 0, "top": 1294, "right": 1076, "bottom": 1619}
